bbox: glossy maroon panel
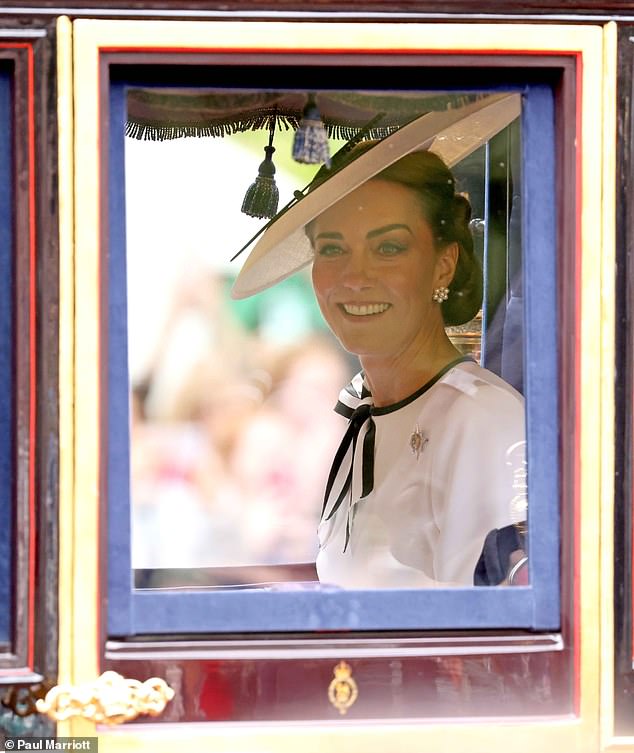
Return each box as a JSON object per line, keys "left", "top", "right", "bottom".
{"left": 105, "top": 636, "right": 572, "bottom": 722}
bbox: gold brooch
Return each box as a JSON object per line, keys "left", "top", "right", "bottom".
{"left": 409, "top": 425, "right": 428, "bottom": 459}
{"left": 327, "top": 661, "right": 358, "bottom": 715}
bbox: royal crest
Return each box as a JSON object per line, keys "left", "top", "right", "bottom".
{"left": 327, "top": 661, "right": 359, "bottom": 715}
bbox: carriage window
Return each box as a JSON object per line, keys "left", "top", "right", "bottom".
{"left": 126, "top": 90, "right": 526, "bottom": 580}
{"left": 107, "top": 75, "right": 558, "bottom": 634}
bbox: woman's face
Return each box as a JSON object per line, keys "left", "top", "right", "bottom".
{"left": 310, "top": 178, "right": 457, "bottom": 361}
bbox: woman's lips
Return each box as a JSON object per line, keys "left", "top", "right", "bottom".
{"left": 339, "top": 303, "right": 392, "bottom": 316}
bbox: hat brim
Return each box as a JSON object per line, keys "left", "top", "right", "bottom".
{"left": 231, "top": 93, "right": 521, "bottom": 300}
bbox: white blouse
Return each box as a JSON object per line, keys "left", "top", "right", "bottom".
{"left": 316, "top": 360, "right": 526, "bottom": 589}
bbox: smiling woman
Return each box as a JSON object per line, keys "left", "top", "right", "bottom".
{"left": 309, "top": 176, "right": 462, "bottom": 387}
{"left": 232, "top": 109, "right": 527, "bottom": 589}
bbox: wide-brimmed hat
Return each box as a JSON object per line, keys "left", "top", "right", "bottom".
{"left": 231, "top": 92, "right": 520, "bottom": 300}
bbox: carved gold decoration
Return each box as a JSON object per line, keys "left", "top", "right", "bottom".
{"left": 35, "top": 670, "right": 175, "bottom": 725}
{"left": 327, "top": 661, "right": 358, "bottom": 715}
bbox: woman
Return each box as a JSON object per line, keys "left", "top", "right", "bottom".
{"left": 233, "top": 135, "right": 526, "bottom": 589}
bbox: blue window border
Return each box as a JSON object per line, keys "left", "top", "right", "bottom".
{"left": 107, "top": 77, "right": 559, "bottom": 636}
{"left": 0, "top": 62, "right": 13, "bottom": 645}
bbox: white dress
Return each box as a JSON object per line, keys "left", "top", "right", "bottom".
{"left": 315, "top": 359, "right": 526, "bottom": 589}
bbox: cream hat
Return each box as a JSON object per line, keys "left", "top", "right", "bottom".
{"left": 231, "top": 93, "right": 520, "bottom": 300}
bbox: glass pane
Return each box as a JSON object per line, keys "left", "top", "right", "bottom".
{"left": 125, "top": 89, "right": 527, "bottom": 589}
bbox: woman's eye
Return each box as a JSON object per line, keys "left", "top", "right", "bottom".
{"left": 316, "top": 244, "right": 345, "bottom": 258}
{"left": 377, "top": 241, "right": 406, "bottom": 256}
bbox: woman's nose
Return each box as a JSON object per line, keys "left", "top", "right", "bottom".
{"left": 340, "top": 250, "right": 373, "bottom": 289}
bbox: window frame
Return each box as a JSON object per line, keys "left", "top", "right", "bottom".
{"left": 65, "top": 19, "right": 610, "bottom": 736}
{"left": 105, "top": 61, "right": 560, "bottom": 638}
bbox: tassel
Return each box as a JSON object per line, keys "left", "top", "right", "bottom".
{"left": 292, "top": 94, "right": 331, "bottom": 167}
{"left": 241, "top": 125, "right": 280, "bottom": 219}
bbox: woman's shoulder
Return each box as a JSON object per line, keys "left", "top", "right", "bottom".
{"left": 427, "top": 362, "right": 525, "bottom": 458}
{"left": 440, "top": 360, "right": 524, "bottom": 406}
{"left": 431, "top": 361, "right": 525, "bottom": 436}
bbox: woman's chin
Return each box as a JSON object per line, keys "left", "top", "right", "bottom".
{"left": 335, "top": 333, "right": 393, "bottom": 360}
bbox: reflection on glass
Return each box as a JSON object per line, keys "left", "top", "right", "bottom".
{"left": 126, "top": 90, "right": 526, "bottom": 589}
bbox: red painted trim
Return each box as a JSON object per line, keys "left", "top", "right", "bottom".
{"left": 0, "top": 40, "right": 38, "bottom": 676}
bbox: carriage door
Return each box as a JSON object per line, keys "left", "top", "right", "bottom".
{"left": 39, "top": 15, "right": 615, "bottom": 753}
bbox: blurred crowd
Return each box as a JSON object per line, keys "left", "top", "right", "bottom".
{"left": 129, "top": 264, "right": 353, "bottom": 570}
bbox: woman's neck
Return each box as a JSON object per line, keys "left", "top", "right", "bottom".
{"left": 361, "top": 336, "right": 464, "bottom": 407}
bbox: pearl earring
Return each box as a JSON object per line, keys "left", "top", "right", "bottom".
{"left": 432, "top": 286, "right": 449, "bottom": 303}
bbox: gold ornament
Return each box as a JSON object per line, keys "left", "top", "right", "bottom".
{"left": 35, "top": 670, "right": 175, "bottom": 725}
{"left": 328, "top": 661, "right": 358, "bottom": 715}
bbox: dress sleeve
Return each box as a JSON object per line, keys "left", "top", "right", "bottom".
{"left": 429, "top": 383, "right": 526, "bottom": 585}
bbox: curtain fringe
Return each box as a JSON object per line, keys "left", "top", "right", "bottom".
{"left": 125, "top": 117, "right": 398, "bottom": 142}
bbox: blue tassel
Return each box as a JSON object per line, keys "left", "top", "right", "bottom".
{"left": 241, "top": 140, "right": 280, "bottom": 219}
{"left": 292, "top": 95, "right": 331, "bottom": 167}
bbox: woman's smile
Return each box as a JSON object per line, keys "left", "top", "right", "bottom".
{"left": 340, "top": 302, "right": 392, "bottom": 317}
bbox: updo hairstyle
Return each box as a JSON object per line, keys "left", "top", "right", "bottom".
{"left": 309, "top": 141, "right": 483, "bottom": 326}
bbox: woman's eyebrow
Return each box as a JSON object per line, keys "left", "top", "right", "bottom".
{"left": 367, "top": 223, "right": 412, "bottom": 239}
{"left": 314, "top": 224, "right": 412, "bottom": 242}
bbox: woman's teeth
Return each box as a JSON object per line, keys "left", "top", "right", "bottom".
{"left": 342, "top": 303, "right": 391, "bottom": 316}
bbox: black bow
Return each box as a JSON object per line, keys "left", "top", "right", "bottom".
{"left": 321, "top": 403, "right": 376, "bottom": 551}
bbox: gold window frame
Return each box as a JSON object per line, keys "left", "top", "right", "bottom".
{"left": 57, "top": 17, "right": 616, "bottom": 752}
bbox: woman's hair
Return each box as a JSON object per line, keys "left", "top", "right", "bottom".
{"left": 310, "top": 141, "right": 483, "bottom": 326}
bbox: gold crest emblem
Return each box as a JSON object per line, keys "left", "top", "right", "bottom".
{"left": 328, "top": 661, "right": 358, "bottom": 715}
